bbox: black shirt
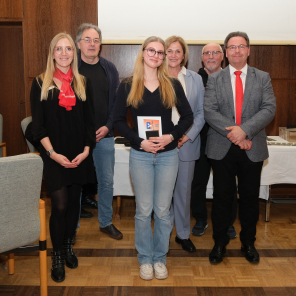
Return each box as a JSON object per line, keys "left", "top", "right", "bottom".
{"left": 113, "top": 78, "right": 193, "bottom": 153}
{"left": 79, "top": 60, "right": 109, "bottom": 131}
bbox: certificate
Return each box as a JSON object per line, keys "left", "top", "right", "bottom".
{"left": 137, "top": 116, "right": 162, "bottom": 139}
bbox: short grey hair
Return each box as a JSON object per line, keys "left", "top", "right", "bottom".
{"left": 224, "top": 31, "right": 250, "bottom": 49}
{"left": 75, "top": 23, "right": 102, "bottom": 49}
{"left": 202, "top": 43, "right": 223, "bottom": 54}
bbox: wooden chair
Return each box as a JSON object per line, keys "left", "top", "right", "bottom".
{"left": 21, "top": 116, "right": 39, "bottom": 154}
{"left": 0, "top": 154, "right": 47, "bottom": 296}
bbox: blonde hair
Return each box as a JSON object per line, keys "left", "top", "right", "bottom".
{"left": 165, "top": 36, "right": 189, "bottom": 67}
{"left": 127, "top": 36, "right": 176, "bottom": 109}
{"left": 39, "top": 32, "right": 86, "bottom": 101}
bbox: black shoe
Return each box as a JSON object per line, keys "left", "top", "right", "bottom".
{"left": 63, "top": 238, "right": 78, "bottom": 269}
{"left": 241, "top": 244, "right": 260, "bottom": 263}
{"left": 80, "top": 208, "right": 93, "bottom": 218}
{"left": 100, "top": 224, "right": 123, "bottom": 240}
{"left": 51, "top": 249, "right": 65, "bottom": 283}
{"left": 209, "top": 243, "right": 226, "bottom": 264}
{"left": 81, "top": 194, "right": 98, "bottom": 209}
{"left": 175, "top": 236, "right": 196, "bottom": 252}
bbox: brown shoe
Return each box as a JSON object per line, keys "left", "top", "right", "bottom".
{"left": 100, "top": 224, "right": 123, "bottom": 240}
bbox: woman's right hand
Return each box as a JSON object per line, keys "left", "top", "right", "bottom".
{"left": 141, "top": 139, "right": 163, "bottom": 154}
{"left": 50, "top": 152, "right": 78, "bottom": 168}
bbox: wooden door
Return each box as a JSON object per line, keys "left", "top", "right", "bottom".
{"left": 0, "top": 24, "right": 27, "bottom": 156}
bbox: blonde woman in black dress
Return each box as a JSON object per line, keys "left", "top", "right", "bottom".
{"left": 30, "top": 32, "right": 95, "bottom": 282}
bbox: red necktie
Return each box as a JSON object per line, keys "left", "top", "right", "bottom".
{"left": 234, "top": 71, "right": 243, "bottom": 125}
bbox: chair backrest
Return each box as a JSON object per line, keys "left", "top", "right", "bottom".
{"left": 21, "top": 116, "right": 39, "bottom": 153}
{"left": 0, "top": 153, "right": 43, "bottom": 253}
{"left": 0, "top": 114, "right": 3, "bottom": 157}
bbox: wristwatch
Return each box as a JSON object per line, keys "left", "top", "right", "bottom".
{"left": 46, "top": 149, "right": 54, "bottom": 157}
{"left": 169, "top": 134, "right": 174, "bottom": 142}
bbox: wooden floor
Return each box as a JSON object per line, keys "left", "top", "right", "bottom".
{"left": 1, "top": 197, "right": 296, "bottom": 295}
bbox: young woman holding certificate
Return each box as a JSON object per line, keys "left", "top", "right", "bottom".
{"left": 113, "top": 36, "right": 193, "bottom": 280}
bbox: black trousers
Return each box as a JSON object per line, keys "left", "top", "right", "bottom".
{"left": 191, "top": 145, "right": 237, "bottom": 225}
{"left": 210, "top": 144, "right": 263, "bottom": 246}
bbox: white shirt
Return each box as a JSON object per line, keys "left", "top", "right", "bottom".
{"left": 172, "top": 66, "right": 186, "bottom": 125}
{"left": 229, "top": 64, "right": 248, "bottom": 121}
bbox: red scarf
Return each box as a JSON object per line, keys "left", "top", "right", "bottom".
{"left": 53, "top": 68, "right": 76, "bottom": 111}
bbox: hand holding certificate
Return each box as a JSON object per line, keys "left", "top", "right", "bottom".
{"left": 137, "top": 116, "right": 172, "bottom": 152}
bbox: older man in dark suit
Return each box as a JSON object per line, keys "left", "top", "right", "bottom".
{"left": 204, "top": 31, "right": 276, "bottom": 264}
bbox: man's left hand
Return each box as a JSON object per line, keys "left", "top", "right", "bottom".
{"left": 96, "top": 126, "right": 109, "bottom": 142}
{"left": 238, "top": 139, "right": 253, "bottom": 151}
{"left": 225, "top": 126, "right": 247, "bottom": 145}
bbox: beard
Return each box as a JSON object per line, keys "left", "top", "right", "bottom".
{"left": 205, "top": 59, "right": 219, "bottom": 71}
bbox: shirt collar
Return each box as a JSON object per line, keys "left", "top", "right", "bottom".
{"left": 229, "top": 63, "right": 248, "bottom": 76}
{"left": 180, "top": 66, "right": 187, "bottom": 75}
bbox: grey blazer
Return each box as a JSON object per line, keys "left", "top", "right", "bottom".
{"left": 178, "top": 69, "right": 205, "bottom": 162}
{"left": 204, "top": 65, "right": 276, "bottom": 162}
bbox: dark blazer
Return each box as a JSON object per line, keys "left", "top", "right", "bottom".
{"left": 78, "top": 54, "right": 120, "bottom": 136}
{"left": 204, "top": 65, "right": 276, "bottom": 162}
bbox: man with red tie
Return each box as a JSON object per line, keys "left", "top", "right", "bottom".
{"left": 204, "top": 32, "right": 276, "bottom": 264}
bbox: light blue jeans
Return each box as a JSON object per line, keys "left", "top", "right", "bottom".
{"left": 129, "top": 148, "right": 179, "bottom": 265}
{"left": 92, "top": 137, "right": 115, "bottom": 228}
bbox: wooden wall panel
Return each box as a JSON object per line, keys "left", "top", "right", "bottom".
{"left": 100, "top": 45, "right": 141, "bottom": 79}
{"left": 23, "top": 0, "right": 98, "bottom": 116}
{"left": 0, "top": 0, "right": 23, "bottom": 19}
{"left": 24, "top": 0, "right": 97, "bottom": 78}
{"left": 0, "top": 26, "right": 27, "bottom": 156}
{"left": 248, "top": 45, "right": 296, "bottom": 79}
{"left": 269, "top": 80, "right": 296, "bottom": 134}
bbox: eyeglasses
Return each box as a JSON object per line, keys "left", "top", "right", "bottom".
{"left": 144, "top": 48, "right": 166, "bottom": 60}
{"left": 202, "top": 51, "right": 222, "bottom": 57}
{"left": 81, "top": 37, "right": 100, "bottom": 44}
{"left": 227, "top": 44, "right": 248, "bottom": 51}
{"left": 54, "top": 46, "right": 73, "bottom": 53}
{"left": 166, "top": 49, "right": 183, "bottom": 56}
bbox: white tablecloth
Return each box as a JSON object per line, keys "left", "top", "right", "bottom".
{"left": 113, "top": 136, "right": 296, "bottom": 200}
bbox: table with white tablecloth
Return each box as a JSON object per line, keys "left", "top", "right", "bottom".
{"left": 113, "top": 136, "right": 296, "bottom": 221}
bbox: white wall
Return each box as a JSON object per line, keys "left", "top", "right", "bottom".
{"left": 98, "top": 0, "right": 296, "bottom": 44}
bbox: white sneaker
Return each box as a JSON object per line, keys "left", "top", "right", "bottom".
{"left": 139, "top": 264, "right": 154, "bottom": 280}
{"left": 154, "top": 262, "right": 168, "bottom": 279}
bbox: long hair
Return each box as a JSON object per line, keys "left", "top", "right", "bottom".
{"left": 127, "top": 36, "right": 176, "bottom": 109}
{"left": 39, "top": 32, "right": 86, "bottom": 101}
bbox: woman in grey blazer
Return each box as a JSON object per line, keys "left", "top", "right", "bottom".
{"left": 165, "top": 36, "right": 205, "bottom": 252}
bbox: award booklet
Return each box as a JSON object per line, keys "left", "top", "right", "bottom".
{"left": 137, "top": 116, "right": 162, "bottom": 139}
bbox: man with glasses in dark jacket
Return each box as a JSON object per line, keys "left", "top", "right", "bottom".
{"left": 191, "top": 43, "right": 237, "bottom": 240}
{"left": 75, "top": 23, "right": 122, "bottom": 240}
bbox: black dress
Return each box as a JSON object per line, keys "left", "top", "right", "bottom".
{"left": 30, "top": 77, "right": 96, "bottom": 193}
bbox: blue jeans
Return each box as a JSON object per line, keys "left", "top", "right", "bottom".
{"left": 129, "top": 148, "right": 179, "bottom": 265}
{"left": 92, "top": 137, "right": 115, "bottom": 228}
